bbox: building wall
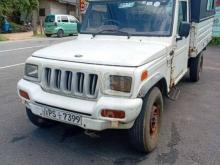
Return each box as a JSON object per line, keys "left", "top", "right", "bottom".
{"left": 67, "top": 4, "right": 77, "bottom": 18}
{"left": 39, "top": 0, "right": 51, "bottom": 17}
{"left": 50, "top": 1, "right": 68, "bottom": 15}
{"left": 38, "top": 0, "right": 77, "bottom": 21}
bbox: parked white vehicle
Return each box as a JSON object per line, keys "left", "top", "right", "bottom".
{"left": 17, "top": 0, "right": 214, "bottom": 153}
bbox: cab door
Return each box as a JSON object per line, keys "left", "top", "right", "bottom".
{"left": 69, "top": 16, "right": 78, "bottom": 34}
{"left": 172, "top": 0, "right": 190, "bottom": 85}
{"left": 60, "top": 15, "right": 69, "bottom": 34}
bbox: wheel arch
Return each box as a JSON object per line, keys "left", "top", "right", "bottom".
{"left": 188, "top": 50, "right": 205, "bottom": 67}
{"left": 137, "top": 74, "right": 169, "bottom": 98}
{"left": 57, "top": 28, "right": 64, "bottom": 33}
{"left": 155, "top": 78, "right": 168, "bottom": 96}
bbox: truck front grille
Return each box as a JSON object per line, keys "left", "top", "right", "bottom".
{"left": 41, "top": 68, "right": 99, "bottom": 99}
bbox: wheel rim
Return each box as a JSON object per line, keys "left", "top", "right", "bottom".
{"left": 150, "top": 104, "right": 160, "bottom": 137}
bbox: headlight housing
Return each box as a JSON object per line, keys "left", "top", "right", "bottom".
{"left": 24, "top": 64, "right": 39, "bottom": 79}
{"left": 109, "top": 75, "right": 132, "bottom": 93}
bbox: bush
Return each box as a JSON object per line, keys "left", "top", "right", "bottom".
{"left": 209, "top": 37, "right": 220, "bottom": 46}
{"left": 11, "top": 22, "right": 29, "bottom": 32}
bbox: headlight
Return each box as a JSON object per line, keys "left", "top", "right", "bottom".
{"left": 109, "top": 75, "right": 132, "bottom": 93}
{"left": 25, "top": 64, "right": 38, "bottom": 78}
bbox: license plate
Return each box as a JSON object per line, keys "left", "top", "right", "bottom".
{"left": 42, "top": 106, "right": 82, "bottom": 126}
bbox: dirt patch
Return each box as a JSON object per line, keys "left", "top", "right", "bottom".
{"left": 1, "top": 31, "right": 33, "bottom": 41}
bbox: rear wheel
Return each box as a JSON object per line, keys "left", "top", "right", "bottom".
{"left": 129, "top": 87, "right": 163, "bottom": 153}
{"left": 26, "top": 108, "right": 57, "bottom": 128}
{"left": 189, "top": 52, "right": 204, "bottom": 82}
{"left": 57, "top": 29, "right": 64, "bottom": 38}
{"left": 45, "top": 34, "right": 52, "bottom": 37}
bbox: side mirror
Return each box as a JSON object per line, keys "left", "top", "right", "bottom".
{"left": 179, "top": 21, "right": 190, "bottom": 38}
{"left": 77, "top": 23, "right": 81, "bottom": 33}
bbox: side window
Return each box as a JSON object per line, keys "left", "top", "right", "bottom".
{"left": 177, "top": 1, "right": 187, "bottom": 34}
{"left": 61, "top": 16, "right": 69, "bottom": 23}
{"left": 207, "top": 0, "right": 215, "bottom": 11}
{"left": 57, "top": 16, "right": 61, "bottom": 22}
{"left": 70, "top": 17, "right": 76, "bottom": 23}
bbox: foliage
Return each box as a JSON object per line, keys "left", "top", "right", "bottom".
{"left": 10, "top": 22, "right": 28, "bottom": 32}
{"left": 0, "top": 0, "right": 39, "bottom": 21}
{"left": 209, "top": 37, "right": 220, "bottom": 46}
{"left": 0, "top": 0, "right": 14, "bottom": 16}
{"left": 16, "top": 0, "right": 39, "bottom": 20}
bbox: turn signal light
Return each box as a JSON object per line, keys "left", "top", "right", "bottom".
{"left": 141, "top": 70, "right": 148, "bottom": 81}
{"left": 101, "top": 109, "right": 125, "bottom": 119}
{"left": 19, "top": 90, "right": 30, "bottom": 100}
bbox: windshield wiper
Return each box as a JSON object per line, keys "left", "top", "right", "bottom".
{"left": 92, "top": 29, "right": 131, "bottom": 39}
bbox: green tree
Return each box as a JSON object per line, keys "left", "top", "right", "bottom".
{"left": 0, "top": 0, "right": 39, "bottom": 34}
{"left": 0, "top": 0, "right": 39, "bottom": 16}
{"left": 0, "top": 0, "right": 14, "bottom": 16}
{"left": 17, "top": 0, "right": 39, "bottom": 19}
{"left": 17, "top": 0, "right": 39, "bottom": 35}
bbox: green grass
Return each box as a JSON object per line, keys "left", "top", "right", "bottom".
{"left": 209, "top": 37, "right": 220, "bottom": 46}
{"left": 0, "top": 34, "right": 8, "bottom": 41}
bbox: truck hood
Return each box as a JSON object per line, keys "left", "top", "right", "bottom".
{"left": 33, "top": 36, "right": 168, "bottom": 67}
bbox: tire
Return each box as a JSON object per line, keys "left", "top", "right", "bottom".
{"left": 26, "top": 108, "right": 57, "bottom": 128}
{"left": 189, "top": 52, "right": 204, "bottom": 82}
{"left": 45, "top": 34, "right": 52, "bottom": 37}
{"left": 129, "top": 87, "right": 163, "bottom": 153}
{"left": 57, "top": 29, "right": 64, "bottom": 38}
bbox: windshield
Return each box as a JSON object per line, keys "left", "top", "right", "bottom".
{"left": 45, "top": 15, "right": 55, "bottom": 23}
{"left": 81, "top": 0, "right": 174, "bottom": 36}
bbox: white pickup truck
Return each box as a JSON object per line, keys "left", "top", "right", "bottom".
{"left": 17, "top": 0, "right": 215, "bottom": 153}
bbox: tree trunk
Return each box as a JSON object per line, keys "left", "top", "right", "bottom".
{"left": 32, "top": 9, "right": 38, "bottom": 36}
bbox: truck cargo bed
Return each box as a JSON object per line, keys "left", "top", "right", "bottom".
{"left": 190, "top": 18, "right": 214, "bottom": 57}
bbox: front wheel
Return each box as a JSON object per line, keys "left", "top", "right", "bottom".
{"left": 57, "top": 29, "right": 64, "bottom": 38}
{"left": 129, "top": 87, "right": 163, "bottom": 153}
{"left": 26, "top": 108, "right": 57, "bottom": 128}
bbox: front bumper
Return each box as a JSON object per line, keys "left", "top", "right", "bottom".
{"left": 17, "top": 79, "right": 143, "bottom": 131}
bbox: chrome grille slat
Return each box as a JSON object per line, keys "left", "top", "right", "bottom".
{"left": 60, "top": 70, "right": 66, "bottom": 91}
{"left": 71, "top": 72, "right": 77, "bottom": 94}
{"left": 50, "top": 69, "right": 56, "bottom": 88}
{"left": 84, "top": 73, "right": 90, "bottom": 96}
{"left": 41, "top": 68, "right": 99, "bottom": 99}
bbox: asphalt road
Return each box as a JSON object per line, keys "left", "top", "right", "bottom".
{"left": 0, "top": 38, "right": 220, "bottom": 165}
